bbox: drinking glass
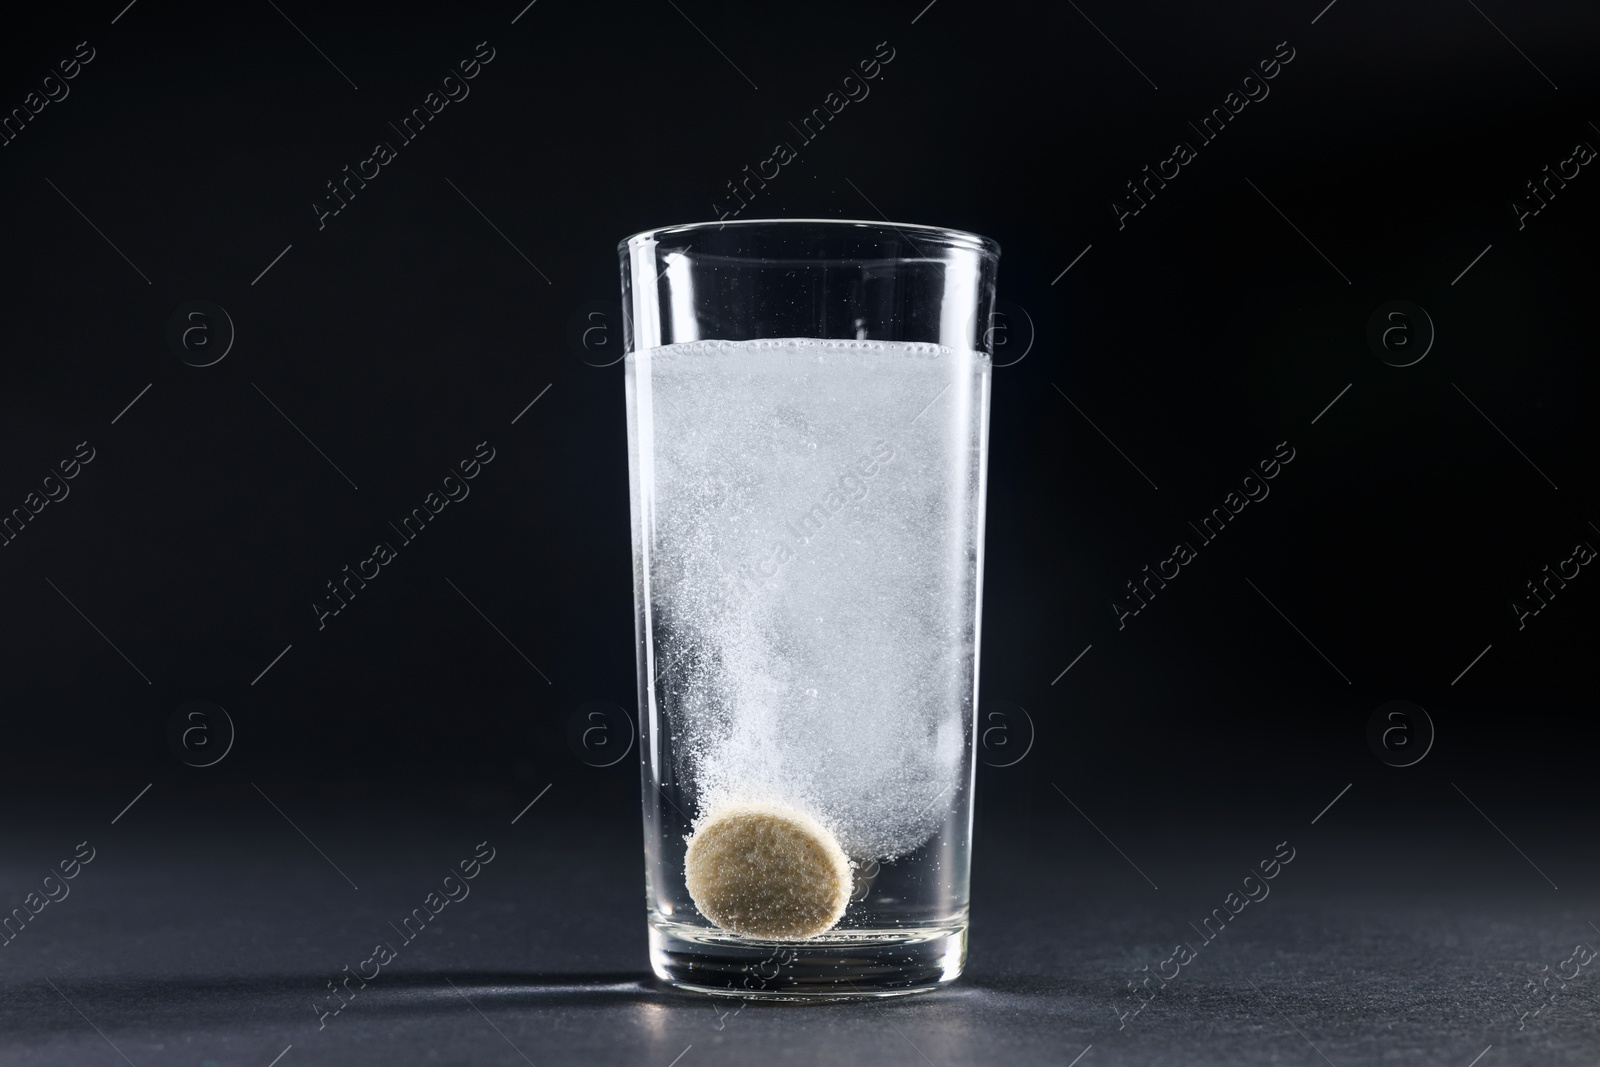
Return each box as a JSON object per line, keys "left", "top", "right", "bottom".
{"left": 620, "top": 219, "right": 999, "bottom": 998}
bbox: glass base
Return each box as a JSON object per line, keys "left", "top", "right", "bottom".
{"left": 648, "top": 918, "right": 967, "bottom": 1000}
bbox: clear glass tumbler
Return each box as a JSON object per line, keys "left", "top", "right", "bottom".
{"left": 620, "top": 219, "right": 999, "bottom": 998}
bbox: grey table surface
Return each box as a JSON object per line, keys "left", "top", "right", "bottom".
{"left": 3, "top": 793, "right": 1597, "bottom": 1067}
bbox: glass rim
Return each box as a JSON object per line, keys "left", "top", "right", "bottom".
{"left": 619, "top": 217, "right": 1000, "bottom": 258}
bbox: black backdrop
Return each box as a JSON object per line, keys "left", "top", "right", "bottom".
{"left": 2, "top": 0, "right": 1596, "bottom": 848}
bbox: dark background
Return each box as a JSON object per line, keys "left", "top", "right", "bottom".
{"left": 2, "top": 1, "right": 1596, "bottom": 1064}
